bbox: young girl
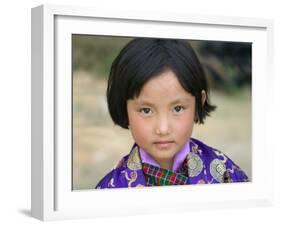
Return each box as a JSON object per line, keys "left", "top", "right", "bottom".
{"left": 95, "top": 38, "right": 248, "bottom": 189}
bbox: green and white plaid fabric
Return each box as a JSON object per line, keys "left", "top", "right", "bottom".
{"left": 142, "top": 160, "right": 189, "bottom": 186}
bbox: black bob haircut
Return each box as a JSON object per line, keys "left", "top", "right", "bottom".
{"left": 107, "top": 38, "right": 216, "bottom": 129}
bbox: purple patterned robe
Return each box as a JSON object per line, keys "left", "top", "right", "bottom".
{"left": 95, "top": 138, "right": 249, "bottom": 189}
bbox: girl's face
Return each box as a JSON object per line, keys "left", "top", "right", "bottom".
{"left": 127, "top": 70, "right": 196, "bottom": 170}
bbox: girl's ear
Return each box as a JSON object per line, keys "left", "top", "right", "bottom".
{"left": 201, "top": 90, "right": 207, "bottom": 106}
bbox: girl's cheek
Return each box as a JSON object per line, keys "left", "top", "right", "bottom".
{"left": 137, "top": 121, "right": 152, "bottom": 134}
{"left": 130, "top": 116, "right": 151, "bottom": 133}
{"left": 175, "top": 115, "right": 194, "bottom": 132}
{"left": 131, "top": 115, "right": 145, "bottom": 127}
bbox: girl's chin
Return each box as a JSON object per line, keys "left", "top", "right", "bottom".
{"left": 152, "top": 152, "right": 176, "bottom": 162}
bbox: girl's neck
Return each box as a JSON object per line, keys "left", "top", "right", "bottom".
{"left": 157, "top": 159, "right": 173, "bottom": 171}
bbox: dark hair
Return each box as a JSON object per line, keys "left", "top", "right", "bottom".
{"left": 107, "top": 38, "right": 216, "bottom": 129}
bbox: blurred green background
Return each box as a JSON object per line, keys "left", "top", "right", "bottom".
{"left": 72, "top": 35, "right": 252, "bottom": 190}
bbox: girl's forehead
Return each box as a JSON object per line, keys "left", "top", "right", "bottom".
{"left": 138, "top": 70, "right": 191, "bottom": 97}
{"left": 132, "top": 78, "right": 194, "bottom": 106}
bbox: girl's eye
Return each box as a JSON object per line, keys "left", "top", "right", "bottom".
{"left": 140, "top": 108, "right": 152, "bottom": 115}
{"left": 173, "top": 106, "right": 185, "bottom": 113}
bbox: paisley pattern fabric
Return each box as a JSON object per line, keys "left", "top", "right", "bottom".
{"left": 95, "top": 138, "right": 249, "bottom": 189}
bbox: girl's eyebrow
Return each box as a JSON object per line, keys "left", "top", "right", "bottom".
{"left": 134, "top": 100, "right": 156, "bottom": 107}
{"left": 134, "top": 97, "right": 192, "bottom": 106}
{"left": 170, "top": 97, "right": 192, "bottom": 105}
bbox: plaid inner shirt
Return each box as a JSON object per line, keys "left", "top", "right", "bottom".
{"left": 142, "top": 158, "right": 189, "bottom": 186}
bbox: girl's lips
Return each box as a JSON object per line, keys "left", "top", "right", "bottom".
{"left": 154, "top": 141, "right": 175, "bottom": 149}
{"left": 154, "top": 141, "right": 174, "bottom": 144}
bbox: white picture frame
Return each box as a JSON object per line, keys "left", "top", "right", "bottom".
{"left": 31, "top": 4, "right": 274, "bottom": 221}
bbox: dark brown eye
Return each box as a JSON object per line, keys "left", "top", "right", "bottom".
{"left": 140, "top": 108, "right": 151, "bottom": 115}
{"left": 174, "top": 106, "right": 184, "bottom": 113}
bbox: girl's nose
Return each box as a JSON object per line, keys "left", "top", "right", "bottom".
{"left": 155, "top": 115, "right": 170, "bottom": 135}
